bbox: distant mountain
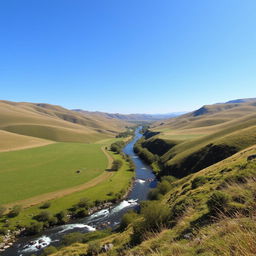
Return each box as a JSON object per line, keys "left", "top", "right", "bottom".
{"left": 72, "top": 110, "right": 185, "bottom": 122}
{"left": 152, "top": 97, "right": 256, "bottom": 130}
{"left": 225, "top": 98, "right": 256, "bottom": 104}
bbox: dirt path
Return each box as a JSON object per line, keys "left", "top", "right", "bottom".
{"left": 5, "top": 147, "right": 114, "bottom": 209}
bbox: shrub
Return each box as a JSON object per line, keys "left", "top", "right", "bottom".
{"left": 87, "top": 241, "right": 101, "bottom": 255}
{"left": 75, "top": 208, "right": 89, "bottom": 218}
{"left": 120, "top": 211, "right": 138, "bottom": 230}
{"left": 34, "top": 211, "right": 52, "bottom": 222}
{"left": 191, "top": 176, "right": 208, "bottom": 189}
{"left": 43, "top": 245, "right": 58, "bottom": 255}
{"left": 207, "top": 191, "right": 230, "bottom": 215}
{"left": 0, "top": 205, "right": 6, "bottom": 217}
{"left": 111, "top": 160, "right": 123, "bottom": 171}
{"left": 40, "top": 202, "right": 51, "bottom": 209}
{"left": 77, "top": 197, "right": 91, "bottom": 209}
{"left": 158, "top": 180, "right": 172, "bottom": 195}
{"left": 8, "top": 205, "right": 22, "bottom": 217}
{"left": 110, "top": 141, "right": 125, "bottom": 153}
{"left": 55, "top": 210, "right": 69, "bottom": 224}
{"left": 26, "top": 221, "right": 43, "bottom": 235}
{"left": 62, "top": 232, "right": 84, "bottom": 245}
{"left": 148, "top": 188, "right": 162, "bottom": 201}
{"left": 132, "top": 201, "right": 170, "bottom": 244}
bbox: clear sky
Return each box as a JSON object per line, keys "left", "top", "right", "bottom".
{"left": 0, "top": 0, "right": 256, "bottom": 114}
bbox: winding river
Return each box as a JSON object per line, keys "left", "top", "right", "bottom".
{"left": 3, "top": 127, "right": 157, "bottom": 256}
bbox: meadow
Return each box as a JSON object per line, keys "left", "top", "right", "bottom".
{"left": 0, "top": 143, "right": 108, "bottom": 205}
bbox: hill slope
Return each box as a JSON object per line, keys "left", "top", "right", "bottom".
{"left": 50, "top": 142, "right": 256, "bottom": 256}
{"left": 0, "top": 100, "right": 130, "bottom": 144}
{"left": 137, "top": 99, "right": 256, "bottom": 177}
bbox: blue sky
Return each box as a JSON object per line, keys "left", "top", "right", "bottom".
{"left": 0, "top": 0, "right": 256, "bottom": 114}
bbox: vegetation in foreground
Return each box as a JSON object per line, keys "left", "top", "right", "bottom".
{"left": 46, "top": 145, "right": 256, "bottom": 256}
{"left": 0, "top": 136, "right": 135, "bottom": 240}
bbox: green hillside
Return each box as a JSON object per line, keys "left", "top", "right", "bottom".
{"left": 139, "top": 101, "right": 256, "bottom": 178}
{"left": 0, "top": 100, "right": 131, "bottom": 144}
{"left": 50, "top": 142, "right": 256, "bottom": 256}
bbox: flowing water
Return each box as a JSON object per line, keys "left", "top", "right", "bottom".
{"left": 3, "top": 127, "right": 157, "bottom": 256}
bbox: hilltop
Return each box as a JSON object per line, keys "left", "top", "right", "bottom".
{"left": 134, "top": 98, "right": 256, "bottom": 178}
{"left": 73, "top": 109, "right": 184, "bottom": 122}
{"left": 0, "top": 100, "right": 131, "bottom": 150}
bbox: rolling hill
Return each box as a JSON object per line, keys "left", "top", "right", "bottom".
{"left": 0, "top": 100, "right": 131, "bottom": 147}
{"left": 73, "top": 109, "right": 185, "bottom": 122}
{"left": 136, "top": 98, "right": 256, "bottom": 177}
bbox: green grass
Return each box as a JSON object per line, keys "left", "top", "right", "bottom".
{"left": 49, "top": 145, "right": 256, "bottom": 256}
{"left": 0, "top": 143, "right": 108, "bottom": 205}
{"left": 0, "top": 150, "right": 134, "bottom": 228}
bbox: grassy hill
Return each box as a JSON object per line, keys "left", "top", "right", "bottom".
{"left": 49, "top": 141, "right": 256, "bottom": 256}
{"left": 0, "top": 100, "right": 130, "bottom": 145}
{"left": 138, "top": 99, "right": 256, "bottom": 177}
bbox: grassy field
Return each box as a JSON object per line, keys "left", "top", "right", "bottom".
{"left": 0, "top": 143, "right": 108, "bottom": 205}
{"left": 0, "top": 149, "right": 134, "bottom": 228}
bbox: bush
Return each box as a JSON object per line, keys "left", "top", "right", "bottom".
{"left": 207, "top": 191, "right": 230, "bottom": 214}
{"left": 62, "top": 232, "right": 84, "bottom": 245}
{"left": 75, "top": 208, "right": 89, "bottom": 218}
{"left": 111, "top": 160, "right": 123, "bottom": 171}
{"left": 87, "top": 241, "right": 101, "bottom": 255}
{"left": 132, "top": 201, "right": 170, "bottom": 244}
{"left": 158, "top": 180, "right": 172, "bottom": 195}
{"left": 55, "top": 210, "right": 69, "bottom": 224}
{"left": 77, "top": 197, "right": 91, "bottom": 209}
{"left": 34, "top": 211, "right": 52, "bottom": 222}
{"left": 110, "top": 141, "right": 125, "bottom": 153}
{"left": 0, "top": 205, "right": 6, "bottom": 217}
{"left": 26, "top": 221, "right": 43, "bottom": 235}
{"left": 120, "top": 211, "right": 138, "bottom": 230}
{"left": 40, "top": 202, "right": 51, "bottom": 209}
{"left": 148, "top": 188, "right": 162, "bottom": 201}
{"left": 8, "top": 205, "right": 22, "bottom": 218}
{"left": 43, "top": 245, "right": 58, "bottom": 255}
{"left": 191, "top": 176, "right": 207, "bottom": 189}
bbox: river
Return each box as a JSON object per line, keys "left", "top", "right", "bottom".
{"left": 3, "top": 127, "right": 157, "bottom": 256}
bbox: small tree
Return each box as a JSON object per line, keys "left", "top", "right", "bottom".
{"left": 112, "top": 160, "right": 122, "bottom": 171}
